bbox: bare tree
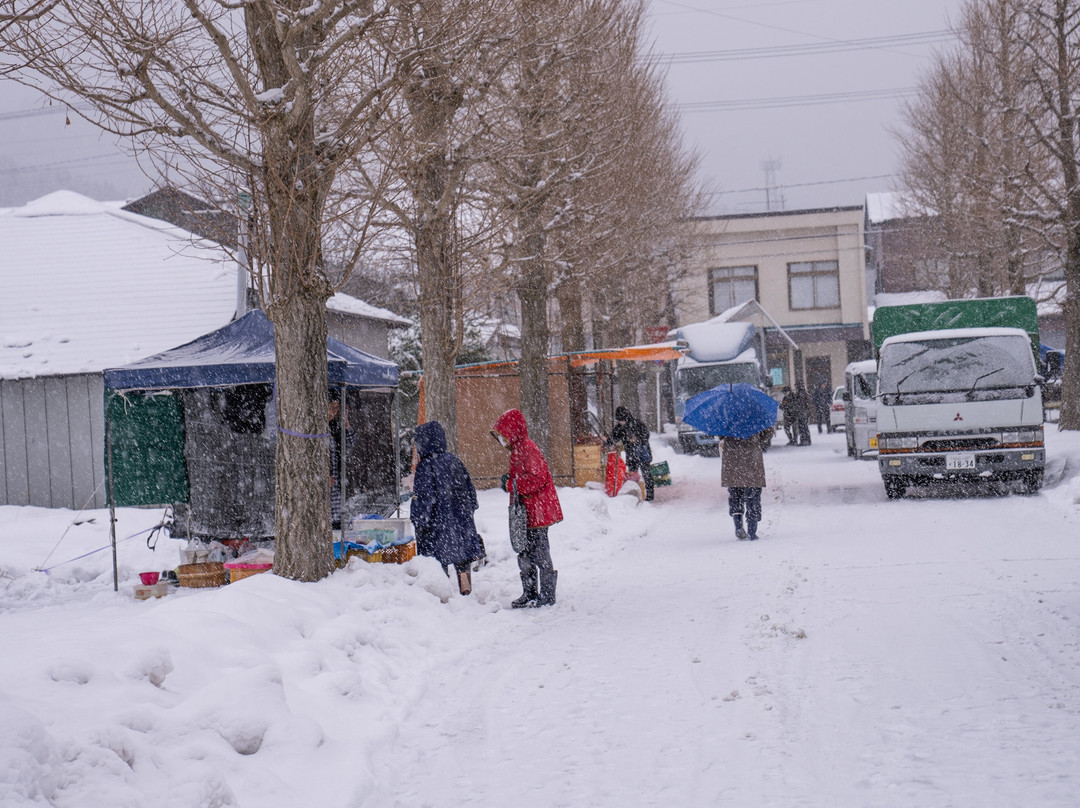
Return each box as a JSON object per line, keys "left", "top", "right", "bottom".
{"left": 1, "top": 0, "right": 431, "bottom": 580}
{"left": 1015, "top": 0, "right": 1080, "bottom": 428}
{"left": 486, "top": 0, "right": 664, "bottom": 453}
{"left": 346, "top": 0, "right": 515, "bottom": 452}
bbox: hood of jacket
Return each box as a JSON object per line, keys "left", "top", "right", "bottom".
{"left": 615, "top": 406, "right": 632, "bottom": 422}
{"left": 493, "top": 408, "right": 529, "bottom": 446}
{"left": 414, "top": 421, "right": 447, "bottom": 458}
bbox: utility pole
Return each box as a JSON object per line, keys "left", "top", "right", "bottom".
{"left": 762, "top": 158, "right": 785, "bottom": 212}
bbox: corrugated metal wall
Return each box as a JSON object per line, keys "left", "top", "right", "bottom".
{"left": 0, "top": 374, "right": 107, "bottom": 509}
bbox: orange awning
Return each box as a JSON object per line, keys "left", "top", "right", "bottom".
{"left": 566, "top": 340, "right": 688, "bottom": 367}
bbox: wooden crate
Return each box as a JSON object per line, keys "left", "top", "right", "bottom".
{"left": 573, "top": 444, "right": 605, "bottom": 486}
{"left": 177, "top": 562, "right": 226, "bottom": 588}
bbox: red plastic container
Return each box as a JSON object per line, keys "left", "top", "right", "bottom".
{"left": 139, "top": 571, "right": 160, "bottom": 585}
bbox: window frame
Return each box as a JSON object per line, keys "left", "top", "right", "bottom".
{"left": 708, "top": 264, "right": 759, "bottom": 316}
{"left": 787, "top": 259, "right": 840, "bottom": 311}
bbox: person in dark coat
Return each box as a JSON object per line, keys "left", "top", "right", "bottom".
{"left": 794, "top": 383, "right": 813, "bottom": 446}
{"left": 721, "top": 427, "right": 772, "bottom": 540}
{"left": 492, "top": 408, "right": 562, "bottom": 608}
{"left": 609, "top": 405, "right": 654, "bottom": 501}
{"left": 779, "top": 386, "right": 797, "bottom": 445}
{"left": 410, "top": 421, "right": 486, "bottom": 596}
{"left": 328, "top": 394, "right": 354, "bottom": 529}
{"left": 813, "top": 381, "right": 832, "bottom": 434}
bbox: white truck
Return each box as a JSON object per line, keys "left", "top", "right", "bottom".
{"left": 669, "top": 319, "right": 771, "bottom": 455}
{"left": 873, "top": 297, "right": 1045, "bottom": 498}
{"left": 843, "top": 359, "right": 878, "bottom": 459}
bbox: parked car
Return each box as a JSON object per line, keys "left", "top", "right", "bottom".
{"left": 829, "top": 385, "right": 845, "bottom": 431}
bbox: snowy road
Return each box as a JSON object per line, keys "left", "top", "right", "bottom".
{"left": 360, "top": 431, "right": 1080, "bottom": 808}
{"left": 2, "top": 430, "right": 1079, "bottom": 807}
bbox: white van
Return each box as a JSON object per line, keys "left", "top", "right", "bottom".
{"left": 843, "top": 359, "right": 878, "bottom": 459}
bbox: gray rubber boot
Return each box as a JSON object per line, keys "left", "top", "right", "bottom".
{"left": 535, "top": 570, "right": 558, "bottom": 606}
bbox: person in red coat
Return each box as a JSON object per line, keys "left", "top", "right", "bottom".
{"left": 492, "top": 408, "right": 562, "bottom": 607}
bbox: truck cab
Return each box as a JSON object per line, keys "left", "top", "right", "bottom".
{"left": 876, "top": 325, "right": 1044, "bottom": 497}
{"left": 843, "top": 359, "right": 878, "bottom": 459}
{"left": 670, "top": 320, "right": 769, "bottom": 455}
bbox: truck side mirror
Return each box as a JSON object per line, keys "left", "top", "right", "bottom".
{"left": 842, "top": 391, "right": 851, "bottom": 402}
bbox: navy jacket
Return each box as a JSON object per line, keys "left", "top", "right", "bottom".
{"left": 410, "top": 421, "right": 484, "bottom": 567}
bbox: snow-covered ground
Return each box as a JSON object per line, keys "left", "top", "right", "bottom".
{"left": 2, "top": 428, "right": 1079, "bottom": 807}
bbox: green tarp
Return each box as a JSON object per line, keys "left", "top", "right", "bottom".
{"left": 106, "top": 392, "right": 188, "bottom": 507}
{"left": 872, "top": 296, "right": 1040, "bottom": 356}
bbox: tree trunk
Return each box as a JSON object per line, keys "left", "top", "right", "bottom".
{"left": 1052, "top": 2, "right": 1080, "bottom": 430}
{"left": 416, "top": 214, "right": 460, "bottom": 450}
{"left": 558, "top": 278, "right": 590, "bottom": 441}
{"left": 518, "top": 252, "right": 551, "bottom": 456}
{"left": 271, "top": 290, "right": 335, "bottom": 581}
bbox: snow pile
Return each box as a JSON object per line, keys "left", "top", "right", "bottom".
{"left": 2, "top": 429, "right": 1080, "bottom": 806}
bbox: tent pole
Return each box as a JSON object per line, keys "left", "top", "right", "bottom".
{"left": 339, "top": 383, "right": 348, "bottom": 533}
{"left": 105, "top": 396, "right": 119, "bottom": 593}
{"left": 655, "top": 367, "right": 662, "bottom": 433}
{"left": 392, "top": 389, "right": 402, "bottom": 517}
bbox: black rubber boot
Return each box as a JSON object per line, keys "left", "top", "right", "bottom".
{"left": 512, "top": 568, "right": 539, "bottom": 608}
{"left": 734, "top": 515, "right": 748, "bottom": 540}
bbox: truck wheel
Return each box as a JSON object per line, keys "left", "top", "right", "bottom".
{"left": 884, "top": 477, "right": 906, "bottom": 499}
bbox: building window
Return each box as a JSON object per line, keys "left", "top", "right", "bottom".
{"left": 788, "top": 260, "right": 840, "bottom": 310}
{"left": 709, "top": 265, "right": 758, "bottom": 315}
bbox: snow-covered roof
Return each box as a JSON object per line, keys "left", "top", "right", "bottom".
{"left": 669, "top": 320, "right": 756, "bottom": 363}
{"left": 1, "top": 191, "right": 238, "bottom": 380}
{"left": 845, "top": 358, "right": 878, "bottom": 375}
{"left": 0, "top": 191, "right": 411, "bottom": 380}
{"left": 327, "top": 292, "right": 411, "bottom": 326}
{"left": 880, "top": 326, "right": 1032, "bottom": 347}
{"left": 865, "top": 191, "right": 933, "bottom": 224}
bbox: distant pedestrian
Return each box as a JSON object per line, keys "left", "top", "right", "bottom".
{"left": 410, "top": 421, "right": 485, "bottom": 596}
{"left": 492, "top": 409, "right": 562, "bottom": 608}
{"left": 779, "top": 386, "right": 797, "bottom": 445}
{"left": 721, "top": 427, "right": 772, "bottom": 541}
{"left": 813, "top": 382, "right": 831, "bottom": 434}
{"left": 610, "top": 405, "right": 654, "bottom": 501}
{"left": 794, "top": 383, "right": 813, "bottom": 446}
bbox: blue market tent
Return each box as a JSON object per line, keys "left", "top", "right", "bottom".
{"left": 104, "top": 308, "right": 397, "bottom": 391}
{"left": 103, "top": 309, "right": 400, "bottom": 546}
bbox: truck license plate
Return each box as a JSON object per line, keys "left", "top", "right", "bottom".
{"left": 946, "top": 452, "right": 976, "bottom": 470}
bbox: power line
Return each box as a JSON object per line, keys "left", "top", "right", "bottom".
{"left": 707, "top": 173, "right": 897, "bottom": 197}
{"left": 655, "top": 30, "right": 955, "bottom": 65}
{"left": 0, "top": 152, "right": 135, "bottom": 175}
{"left": 676, "top": 87, "right": 917, "bottom": 113}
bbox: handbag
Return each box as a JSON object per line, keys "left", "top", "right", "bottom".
{"left": 508, "top": 480, "right": 529, "bottom": 554}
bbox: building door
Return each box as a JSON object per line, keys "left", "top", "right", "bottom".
{"left": 805, "top": 355, "right": 832, "bottom": 390}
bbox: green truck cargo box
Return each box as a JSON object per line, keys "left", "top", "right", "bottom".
{"left": 871, "top": 296, "right": 1039, "bottom": 357}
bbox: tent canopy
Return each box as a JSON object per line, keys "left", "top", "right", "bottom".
{"left": 103, "top": 308, "right": 398, "bottom": 391}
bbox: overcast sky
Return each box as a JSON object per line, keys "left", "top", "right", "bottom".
{"left": 0, "top": 0, "right": 962, "bottom": 211}
{"left": 648, "top": 0, "right": 963, "bottom": 214}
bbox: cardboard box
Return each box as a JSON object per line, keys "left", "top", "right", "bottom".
{"left": 133, "top": 582, "right": 170, "bottom": 600}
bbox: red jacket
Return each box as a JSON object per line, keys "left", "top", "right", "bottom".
{"left": 493, "top": 409, "right": 563, "bottom": 529}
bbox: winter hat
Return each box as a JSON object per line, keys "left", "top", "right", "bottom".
{"left": 615, "top": 406, "right": 631, "bottom": 422}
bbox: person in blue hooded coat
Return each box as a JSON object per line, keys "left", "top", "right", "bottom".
{"left": 410, "top": 420, "right": 486, "bottom": 595}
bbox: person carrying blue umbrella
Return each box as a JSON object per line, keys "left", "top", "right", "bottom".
{"left": 721, "top": 427, "right": 772, "bottom": 540}
{"left": 682, "top": 383, "right": 778, "bottom": 541}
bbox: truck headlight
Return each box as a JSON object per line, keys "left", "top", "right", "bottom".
{"left": 1018, "top": 427, "right": 1043, "bottom": 444}
{"left": 1001, "top": 430, "right": 1020, "bottom": 444}
{"left": 880, "top": 435, "right": 916, "bottom": 450}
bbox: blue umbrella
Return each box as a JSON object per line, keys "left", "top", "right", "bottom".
{"left": 683, "top": 383, "right": 778, "bottom": 439}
